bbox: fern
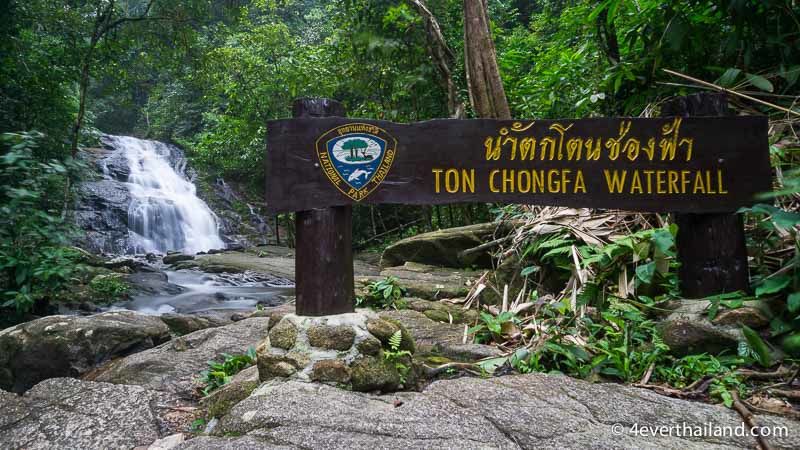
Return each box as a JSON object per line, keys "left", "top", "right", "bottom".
{"left": 388, "top": 329, "right": 403, "bottom": 351}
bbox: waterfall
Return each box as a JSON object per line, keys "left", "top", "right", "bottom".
{"left": 105, "top": 135, "right": 225, "bottom": 254}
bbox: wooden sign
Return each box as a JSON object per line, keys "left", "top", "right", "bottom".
{"left": 266, "top": 116, "right": 770, "bottom": 214}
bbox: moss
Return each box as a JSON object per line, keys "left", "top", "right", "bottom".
{"left": 349, "top": 356, "right": 401, "bottom": 392}
{"left": 268, "top": 320, "right": 297, "bottom": 350}
{"left": 380, "top": 317, "right": 416, "bottom": 354}
{"left": 306, "top": 325, "right": 355, "bottom": 351}
{"left": 205, "top": 380, "right": 259, "bottom": 418}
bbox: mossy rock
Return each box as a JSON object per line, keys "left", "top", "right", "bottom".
{"left": 355, "top": 335, "right": 382, "bottom": 356}
{"left": 366, "top": 318, "right": 400, "bottom": 343}
{"left": 307, "top": 325, "right": 356, "bottom": 351}
{"left": 311, "top": 359, "right": 351, "bottom": 384}
{"left": 268, "top": 320, "right": 297, "bottom": 350}
{"left": 203, "top": 368, "right": 259, "bottom": 418}
{"left": 379, "top": 317, "right": 416, "bottom": 354}
{"left": 349, "top": 356, "right": 401, "bottom": 392}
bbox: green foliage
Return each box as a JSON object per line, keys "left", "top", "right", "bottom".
{"left": 198, "top": 347, "right": 257, "bottom": 397}
{"left": 0, "top": 132, "right": 81, "bottom": 315}
{"left": 468, "top": 311, "right": 520, "bottom": 345}
{"left": 357, "top": 276, "right": 407, "bottom": 309}
{"left": 88, "top": 274, "right": 130, "bottom": 303}
{"left": 383, "top": 329, "right": 412, "bottom": 384}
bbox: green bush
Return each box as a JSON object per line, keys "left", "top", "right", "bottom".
{"left": 357, "top": 276, "right": 407, "bottom": 309}
{"left": 88, "top": 274, "right": 130, "bottom": 303}
{"left": 0, "top": 132, "right": 81, "bottom": 316}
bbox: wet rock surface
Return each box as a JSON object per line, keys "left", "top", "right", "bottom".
{"left": 0, "top": 311, "right": 170, "bottom": 393}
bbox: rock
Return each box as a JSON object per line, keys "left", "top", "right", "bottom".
{"left": 74, "top": 179, "right": 131, "bottom": 254}
{"left": 202, "top": 366, "right": 260, "bottom": 418}
{"left": 256, "top": 312, "right": 414, "bottom": 392}
{"left": 712, "top": 305, "right": 771, "bottom": 328}
{"left": 148, "top": 434, "right": 186, "bottom": 450}
{"left": 365, "top": 317, "right": 399, "bottom": 342}
{"left": 159, "top": 313, "right": 232, "bottom": 336}
{"left": 358, "top": 262, "right": 479, "bottom": 300}
{"left": 197, "top": 373, "right": 800, "bottom": 449}
{"left": 0, "top": 378, "right": 190, "bottom": 450}
{"left": 380, "top": 222, "right": 509, "bottom": 268}
{"left": 659, "top": 300, "right": 745, "bottom": 356}
{"left": 163, "top": 253, "right": 195, "bottom": 265}
{"left": 355, "top": 335, "right": 382, "bottom": 356}
{"left": 349, "top": 356, "right": 402, "bottom": 392}
{"left": 311, "top": 359, "right": 351, "bottom": 384}
{"left": 268, "top": 319, "right": 298, "bottom": 350}
{"left": 0, "top": 311, "right": 170, "bottom": 393}
{"left": 381, "top": 309, "right": 499, "bottom": 361}
{"left": 307, "top": 324, "right": 356, "bottom": 351}
{"left": 127, "top": 270, "right": 185, "bottom": 296}
{"left": 160, "top": 313, "right": 232, "bottom": 335}
{"left": 90, "top": 317, "right": 270, "bottom": 399}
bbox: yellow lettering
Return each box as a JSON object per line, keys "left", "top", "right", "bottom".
{"left": 604, "top": 170, "right": 627, "bottom": 193}
{"left": 574, "top": 170, "right": 586, "bottom": 193}
{"left": 668, "top": 171, "right": 679, "bottom": 194}
{"left": 432, "top": 169, "right": 443, "bottom": 193}
{"left": 717, "top": 170, "right": 727, "bottom": 194}
{"left": 630, "top": 171, "right": 643, "bottom": 194}
{"left": 489, "top": 170, "right": 500, "bottom": 193}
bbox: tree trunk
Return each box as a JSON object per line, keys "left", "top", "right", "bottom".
{"left": 463, "top": 0, "right": 511, "bottom": 119}
{"left": 407, "top": 0, "right": 464, "bottom": 118}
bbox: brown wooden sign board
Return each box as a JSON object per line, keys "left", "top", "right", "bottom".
{"left": 266, "top": 116, "right": 770, "bottom": 214}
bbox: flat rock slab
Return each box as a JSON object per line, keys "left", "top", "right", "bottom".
{"left": 357, "top": 262, "right": 479, "bottom": 300}
{"left": 178, "top": 374, "right": 800, "bottom": 450}
{"left": 0, "top": 310, "right": 170, "bottom": 393}
{"left": 89, "top": 317, "right": 270, "bottom": 399}
{"left": 381, "top": 309, "right": 501, "bottom": 361}
{"left": 177, "top": 249, "right": 380, "bottom": 279}
{"left": 0, "top": 378, "right": 190, "bottom": 450}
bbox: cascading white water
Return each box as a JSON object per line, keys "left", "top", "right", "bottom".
{"left": 107, "top": 135, "right": 225, "bottom": 254}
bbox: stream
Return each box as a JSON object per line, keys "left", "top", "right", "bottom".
{"left": 113, "top": 268, "right": 295, "bottom": 315}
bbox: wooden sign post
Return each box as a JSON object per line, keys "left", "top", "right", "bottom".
{"left": 662, "top": 93, "right": 750, "bottom": 297}
{"left": 290, "top": 98, "right": 355, "bottom": 316}
{"left": 267, "top": 96, "right": 771, "bottom": 316}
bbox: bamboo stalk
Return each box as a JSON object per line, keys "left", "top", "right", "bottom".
{"left": 662, "top": 68, "right": 800, "bottom": 117}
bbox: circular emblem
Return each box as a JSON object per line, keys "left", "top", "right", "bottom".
{"left": 315, "top": 123, "right": 397, "bottom": 201}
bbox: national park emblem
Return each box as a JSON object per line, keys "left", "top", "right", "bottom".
{"left": 315, "top": 123, "right": 397, "bottom": 202}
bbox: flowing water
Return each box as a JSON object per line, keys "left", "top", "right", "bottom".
{"left": 119, "top": 270, "right": 294, "bottom": 315}
{"left": 99, "top": 136, "right": 293, "bottom": 315}
{"left": 105, "top": 135, "right": 225, "bottom": 254}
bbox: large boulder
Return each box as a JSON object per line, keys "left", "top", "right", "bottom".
{"left": 380, "top": 222, "right": 510, "bottom": 268}
{"left": 657, "top": 299, "right": 762, "bottom": 356}
{"left": 0, "top": 378, "right": 190, "bottom": 450}
{"left": 0, "top": 311, "right": 170, "bottom": 393}
{"left": 179, "top": 373, "right": 800, "bottom": 449}
{"left": 90, "top": 317, "right": 270, "bottom": 399}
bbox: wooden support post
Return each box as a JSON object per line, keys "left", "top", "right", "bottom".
{"left": 292, "top": 98, "right": 355, "bottom": 316}
{"left": 662, "top": 92, "right": 750, "bottom": 297}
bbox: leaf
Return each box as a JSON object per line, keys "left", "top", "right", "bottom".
{"left": 745, "top": 73, "right": 773, "bottom": 92}
{"left": 788, "top": 292, "right": 800, "bottom": 314}
{"left": 742, "top": 325, "right": 774, "bottom": 368}
{"left": 520, "top": 266, "right": 538, "bottom": 277}
{"left": 716, "top": 68, "right": 741, "bottom": 87}
{"left": 755, "top": 275, "right": 790, "bottom": 297}
{"left": 635, "top": 262, "right": 655, "bottom": 284}
{"left": 651, "top": 229, "right": 675, "bottom": 257}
